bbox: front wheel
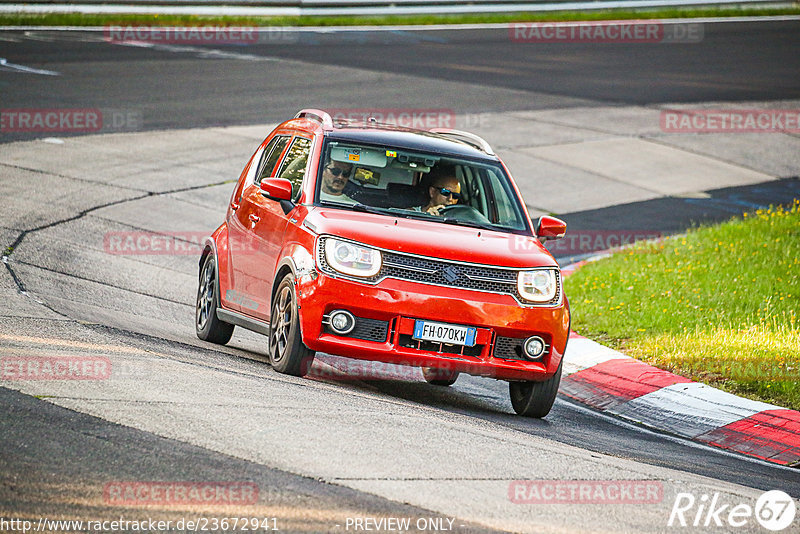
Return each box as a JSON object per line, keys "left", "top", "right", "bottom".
{"left": 422, "top": 367, "right": 459, "bottom": 386}
{"left": 508, "top": 358, "right": 563, "bottom": 418}
{"left": 269, "top": 273, "right": 314, "bottom": 376}
{"left": 196, "top": 254, "right": 234, "bottom": 344}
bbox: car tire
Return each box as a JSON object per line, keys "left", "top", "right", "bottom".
{"left": 508, "top": 357, "right": 563, "bottom": 418}
{"left": 422, "top": 367, "right": 459, "bottom": 386}
{"left": 196, "top": 254, "right": 234, "bottom": 345}
{"left": 269, "top": 273, "right": 315, "bottom": 376}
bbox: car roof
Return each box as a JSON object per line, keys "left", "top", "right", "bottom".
{"left": 281, "top": 110, "right": 498, "bottom": 161}
{"left": 323, "top": 126, "right": 498, "bottom": 161}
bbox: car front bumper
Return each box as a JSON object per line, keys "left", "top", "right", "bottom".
{"left": 296, "top": 271, "right": 570, "bottom": 381}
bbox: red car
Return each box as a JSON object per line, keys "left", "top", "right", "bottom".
{"left": 196, "top": 109, "right": 570, "bottom": 417}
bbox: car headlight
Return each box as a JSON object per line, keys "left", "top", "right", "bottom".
{"left": 324, "top": 238, "right": 382, "bottom": 278}
{"left": 517, "top": 269, "right": 558, "bottom": 303}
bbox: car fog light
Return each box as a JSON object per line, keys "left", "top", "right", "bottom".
{"left": 329, "top": 310, "right": 356, "bottom": 335}
{"left": 523, "top": 336, "right": 546, "bottom": 360}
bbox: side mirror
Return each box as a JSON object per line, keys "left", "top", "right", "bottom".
{"left": 536, "top": 216, "right": 566, "bottom": 242}
{"left": 260, "top": 178, "right": 293, "bottom": 202}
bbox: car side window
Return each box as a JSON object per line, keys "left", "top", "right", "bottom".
{"left": 481, "top": 167, "right": 525, "bottom": 227}
{"left": 276, "top": 136, "right": 313, "bottom": 201}
{"left": 256, "top": 135, "right": 290, "bottom": 185}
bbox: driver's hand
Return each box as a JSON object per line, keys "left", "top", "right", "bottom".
{"left": 425, "top": 204, "right": 447, "bottom": 216}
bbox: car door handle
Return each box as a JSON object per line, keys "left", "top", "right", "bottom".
{"left": 249, "top": 214, "right": 260, "bottom": 223}
{"left": 231, "top": 202, "right": 240, "bottom": 211}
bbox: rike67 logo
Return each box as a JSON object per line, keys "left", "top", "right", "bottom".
{"left": 668, "top": 490, "right": 796, "bottom": 531}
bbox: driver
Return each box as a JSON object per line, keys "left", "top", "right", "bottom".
{"left": 320, "top": 160, "right": 356, "bottom": 204}
{"left": 416, "top": 166, "right": 461, "bottom": 216}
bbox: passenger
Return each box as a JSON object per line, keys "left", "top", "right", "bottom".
{"left": 416, "top": 167, "right": 461, "bottom": 216}
{"left": 320, "top": 161, "right": 356, "bottom": 204}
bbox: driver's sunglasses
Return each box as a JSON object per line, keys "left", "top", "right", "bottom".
{"left": 326, "top": 166, "right": 351, "bottom": 178}
{"left": 437, "top": 187, "right": 461, "bottom": 200}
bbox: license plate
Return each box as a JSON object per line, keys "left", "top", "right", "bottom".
{"left": 413, "top": 320, "right": 477, "bottom": 347}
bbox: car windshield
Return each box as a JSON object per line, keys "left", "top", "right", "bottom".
{"left": 315, "top": 140, "right": 531, "bottom": 234}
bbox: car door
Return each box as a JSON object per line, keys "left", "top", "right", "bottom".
{"left": 220, "top": 143, "right": 265, "bottom": 312}
{"left": 243, "top": 135, "right": 314, "bottom": 322}
{"left": 228, "top": 134, "right": 290, "bottom": 315}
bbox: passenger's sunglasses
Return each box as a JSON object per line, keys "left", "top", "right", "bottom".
{"left": 436, "top": 187, "right": 461, "bottom": 200}
{"left": 326, "top": 166, "right": 351, "bottom": 178}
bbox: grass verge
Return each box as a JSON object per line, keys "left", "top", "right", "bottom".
{"left": 563, "top": 199, "right": 800, "bottom": 410}
{"left": 1, "top": 6, "right": 799, "bottom": 28}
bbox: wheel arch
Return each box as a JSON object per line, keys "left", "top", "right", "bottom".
{"left": 200, "top": 237, "right": 222, "bottom": 312}
{"left": 270, "top": 239, "right": 317, "bottom": 307}
{"left": 199, "top": 239, "right": 215, "bottom": 278}
{"left": 270, "top": 257, "right": 298, "bottom": 309}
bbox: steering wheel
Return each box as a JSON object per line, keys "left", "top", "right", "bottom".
{"left": 438, "top": 204, "right": 492, "bottom": 224}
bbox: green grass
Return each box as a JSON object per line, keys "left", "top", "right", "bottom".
{"left": 563, "top": 199, "right": 800, "bottom": 410}
{"left": 1, "top": 6, "right": 799, "bottom": 27}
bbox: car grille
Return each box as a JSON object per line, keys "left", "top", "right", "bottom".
{"left": 398, "top": 334, "right": 484, "bottom": 358}
{"left": 494, "top": 336, "right": 527, "bottom": 360}
{"left": 317, "top": 237, "right": 561, "bottom": 306}
{"left": 350, "top": 317, "right": 390, "bottom": 342}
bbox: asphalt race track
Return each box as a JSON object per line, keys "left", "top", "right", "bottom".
{"left": 1, "top": 20, "right": 800, "bottom": 137}
{"left": 1, "top": 19, "right": 799, "bottom": 533}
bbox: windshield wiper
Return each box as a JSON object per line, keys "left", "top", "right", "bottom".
{"left": 319, "top": 201, "right": 396, "bottom": 217}
{"left": 351, "top": 203, "right": 399, "bottom": 216}
{"left": 350, "top": 204, "right": 437, "bottom": 220}
{"left": 387, "top": 209, "right": 499, "bottom": 231}
{"left": 385, "top": 209, "right": 435, "bottom": 221}
{"left": 320, "top": 201, "right": 499, "bottom": 231}
{"left": 440, "top": 218, "right": 498, "bottom": 231}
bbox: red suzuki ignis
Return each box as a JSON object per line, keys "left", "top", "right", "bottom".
{"left": 196, "top": 109, "right": 570, "bottom": 417}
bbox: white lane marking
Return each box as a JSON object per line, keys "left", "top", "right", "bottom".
{"left": 112, "top": 40, "right": 282, "bottom": 61}
{"left": 0, "top": 57, "right": 59, "bottom": 75}
{"left": 608, "top": 381, "right": 780, "bottom": 439}
{"left": 15, "top": 30, "right": 287, "bottom": 61}
{"left": 21, "top": 29, "right": 107, "bottom": 43}
{"left": 557, "top": 396, "right": 799, "bottom": 472}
